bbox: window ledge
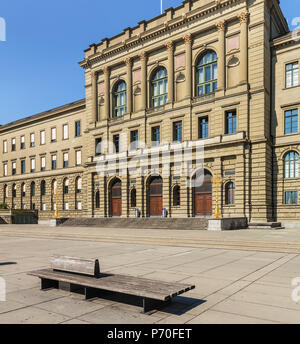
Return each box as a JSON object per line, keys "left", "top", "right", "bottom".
{"left": 192, "top": 93, "right": 215, "bottom": 103}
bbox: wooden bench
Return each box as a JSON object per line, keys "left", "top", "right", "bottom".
{"left": 28, "top": 255, "right": 195, "bottom": 313}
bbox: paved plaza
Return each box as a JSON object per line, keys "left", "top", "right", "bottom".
{"left": 1, "top": 225, "right": 300, "bottom": 324}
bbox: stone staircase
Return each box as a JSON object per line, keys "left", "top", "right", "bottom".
{"left": 60, "top": 217, "right": 209, "bottom": 230}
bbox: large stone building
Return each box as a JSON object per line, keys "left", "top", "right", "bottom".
{"left": 0, "top": 0, "right": 299, "bottom": 226}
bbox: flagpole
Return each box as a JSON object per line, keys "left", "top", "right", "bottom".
{"left": 161, "top": 0, "right": 163, "bottom": 14}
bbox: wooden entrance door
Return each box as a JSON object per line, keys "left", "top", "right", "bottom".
{"left": 194, "top": 172, "right": 212, "bottom": 216}
{"left": 111, "top": 179, "right": 122, "bottom": 217}
{"left": 149, "top": 177, "right": 163, "bottom": 217}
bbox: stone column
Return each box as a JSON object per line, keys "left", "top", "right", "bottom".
{"left": 125, "top": 57, "right": 132, "bottom": 114}
{"left": 238, "top": 11, "right": 249, "bottom": 84}
{"left": 166, "top": 41, "right": 174, "bottom": 104}
{"left": 139, "top": 52, "right": 147, "bottom": 110}
{"left": 91, "top": 71, "right": 98, "bottom": 123}
{"left": 103, "top": 66, "right": 110, "bottom": 119}
{"left": 216, "top": 21, "right": 226, "bottom": 91}
{"left": 184, "top": 34, "right": 192, "bottom": 99}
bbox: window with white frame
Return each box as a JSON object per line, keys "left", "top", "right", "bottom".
{"left": 3, "top": 163, "right": 7, "bottom": 176}
{"left": 3, "top": 140, "right": 7, "bottom": 153}
{"left": 51, "top": 128, "right": 57, "bottom": 142}
{"left": 40, "top": 130, "right": 45, "bottom": 145}
{"left": 20, "top": 136, "right": 25, "bottom": 149}
{"left": 286, "top": 62, "right": 299, "bottom": 88}
{"left": 41, "top": 156, "right": 46, "bottom": 171}
{"left": 30, "top": 133, "right": 35, "bottom": 147}
{"left": 76, "top": 150, "right": 81, "bottom": 166}
{"left": 63, "top": 124, "right": 69, "bottom": 140}
{"left": 30, "top": 158, "right": 35, "bottom": 172}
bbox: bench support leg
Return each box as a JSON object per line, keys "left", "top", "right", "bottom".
{"left": 85, "top": 287, "right": 98, "bottom": 300}
{"left": 58, "top": 282, "right": 82, "bottom": 293}
{"left": 142, "top": 298, "right": 172, "bottom": 314}
{"left": 41, "top": 278, "right": 58, "bottom": 290}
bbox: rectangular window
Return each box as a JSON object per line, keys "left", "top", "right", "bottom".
{"left": 3, "top": 163, "right": 7, "bottom": 176}
{"left": 75, "top": 121, "right": 81, "bottom": 137}
{"left": 63, "top": 153, "right": 69, "bottom": 168}
{"left": 95, "top": 138, "right": 102, "bottom": 156}
{"left": 30, "top": 133, "right": 35, "bottom": 147}
{"left": 113, "top": 134, "right": 120, "bottom": 153}
{"left": 52, "top": 155, "right": 57, "bottom": 170}
{"left": 21, "top": 160, "right": 26, "bottom": 174}
{"left": 12, "top": 138, "right": 16, "bottom": 151}
{"left": 77, "top": 201, "right": 82, "bottom": 210}
{"left": 151, "top": 126, "right": 160, "bottom": 146}
{"left": 130, "top": 130, "right": 139, "bottom": 150}
{"left": 64, "top": 202, "right": 69, "bottom": 211}
{"left": 63, "top": 124, "right": 69, "bottom": 140}
{"left": 21, "top": 136, "right": 25, "bottom": 149}
{"left": 12, "top": 162, "right": 16, "bottom": 175}
{"left": 76, "top": 150, "right": 81, "bottom": 166}
{"left": 40, "top": 130, "right": 45, "bottom": 145}
{"left": 285, "top": 109, "right": 298, "bottom": 135}
{"left": 285, "top": 191, "right": 298, "bottom": 205}
{"left": 173, "top": 121, "right": 183, "bottom": 143}
{"left": 51, "top": 128, "right": 57, "bottom": 142}
{"left": 286, "top": 62, "right": 299, "bottom": 88}
{"left": 199, "top": 117, "right": 209, "bottom": 139}
{"left": 30, "top": 158, "right": 35, "bottom": 173}
{"left": 225, "top": 110, "right": 237, "bottom": 134}
{"left": 3, "top": 140, "right": 7, "bottom": 153}
{"left": 42, "top": 203, "right": 46, "bottom": 211}
{"left": 41, "top": 156, "right": 46, "bottom": 171}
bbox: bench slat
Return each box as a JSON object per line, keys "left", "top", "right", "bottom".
{"left": 28, "top": 269, "right": 194, "bottom": 301}
{"left": 50, "top": 255, "right": 100, "bottom": 277}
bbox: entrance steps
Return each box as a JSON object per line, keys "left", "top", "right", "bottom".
{"left": 60, "top": 217, "right": 209, "bottom": 230}
{"left": 248, "top": 222, "right": 284, "bottom": 230}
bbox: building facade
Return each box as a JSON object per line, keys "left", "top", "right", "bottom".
{"left": 0, "top": 0, "right": 299, "bottom": 225}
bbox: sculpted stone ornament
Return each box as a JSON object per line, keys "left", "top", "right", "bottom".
{"left": 238, "top": 11, "right": 250, "bottom": 24}
{"left": 165, "top": 41, "right": 173, "bottom": 51}
{"left": 139, "top": 51, "right": 147, "bottom": 61}
{"left": 216, "top": 21, "right": 226, "bottom": 32}
{"left": 184, "top": 34, "right": 192, "bottom": 45}
{"left": 125, "top": 57, "right": 132, "bottom": 67}
{"left": 103, "top": 66, "right": 110, "bottom": 75}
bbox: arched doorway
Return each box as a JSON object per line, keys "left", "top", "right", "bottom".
{"left": 110, "top": 178, "right": 122, "bottom": 217}
{"left": 148, "top": 176, "right": 163, "bottom": 217}
{"left": 193, "top": 170, "right": 212, "bottom": 216}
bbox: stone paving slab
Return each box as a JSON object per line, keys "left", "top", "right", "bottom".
{"left": 1, "top": 225, "right": 300, "bottom": 323}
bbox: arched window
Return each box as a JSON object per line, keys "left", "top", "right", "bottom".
{"left": 3, "top": 185, "right": 8, "bottom": 203}
{"left": 21, "top": 183, "right": 26, "bottom": 197}
{"left": 41, "top": 180, "right": 46, "bottom": 196}
{"left": 12, "top": 184, "right": 17, "bottom": 198}
{"left": 131, "top": 188, "right": 136, "bottom": 208}
{"left": 225, "top": 182, "right": 235, "bottom": 205}
{"left": 76, "top": 177, "right": 82, "bottom": 194}
{"left": 151, "top": 67, "right": 168, "bottom": 107}
{"left": 284, "top": 151, "right": 299, "bottom": 179}
{"left": 173, "top": 185, "right": 180, "bottom": 206}
{"left": 95, "top": 190, "right": 100, "bottom": 209}
{"left": 113, "top": 81, "right": 127, "bottom": 117}
{"left": 63, "top": 179, "right": 69, "bottom": 194}
{"left": 196, "top": 50, "right": 218, "bottom": 96}
{"left": 31, "top": 182, "right": 35, "bottom": 197}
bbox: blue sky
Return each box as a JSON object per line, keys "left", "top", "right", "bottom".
{"left": 0, "top": 0, "right": 298, "bottom": 125}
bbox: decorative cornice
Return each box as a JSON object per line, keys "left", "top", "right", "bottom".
{"left": 79, "top": 0, "right": 244, "bottom": 69}
{"left": 216, "top": 20, "right": 226, "bottom": 32}
{"left": 238, "top": 11, "right": 249, "bottom": 24}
